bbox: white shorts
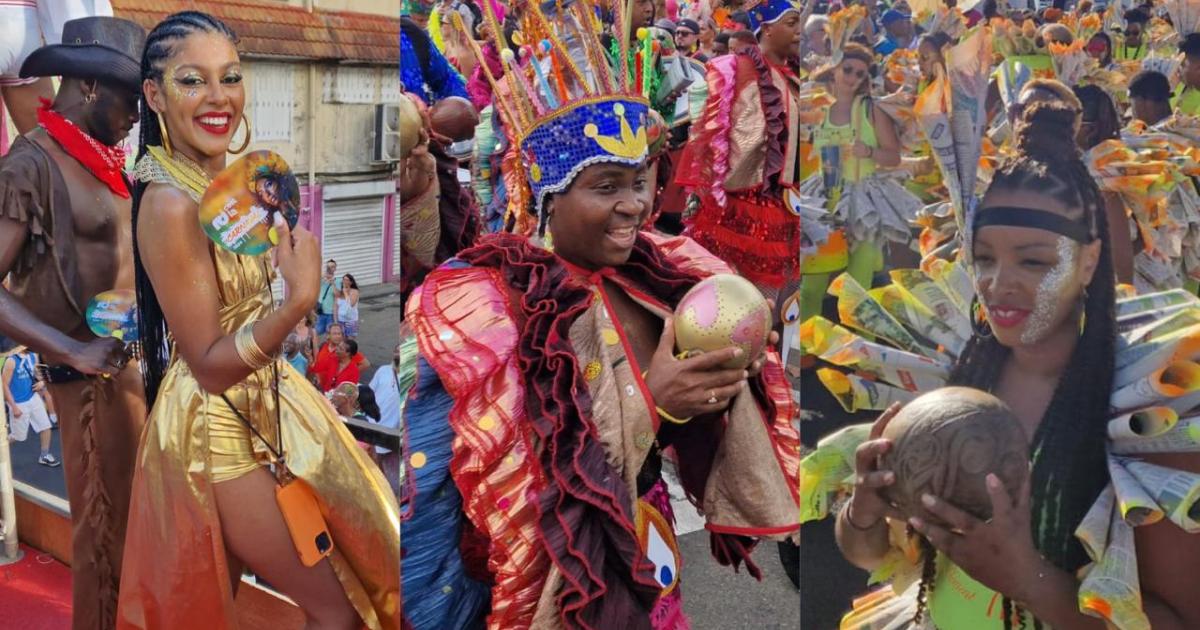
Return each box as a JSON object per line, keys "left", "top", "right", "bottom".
{"left": 0, "top": 1, "right": 42, "bottom": 88}
{"left": 8, "top": 393, "right": 51, "bottom": 441}
{"left": 36, "top": 0, "right": 113, "bottom": 56}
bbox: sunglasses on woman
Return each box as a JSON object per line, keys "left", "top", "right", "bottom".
{"left": 841, "top": 65, "right": 867, "bottom": 79}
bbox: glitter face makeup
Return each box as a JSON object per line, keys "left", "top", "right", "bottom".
{"left": 1020, "top": 236, "right": 1078, "bottom": 344}
{"left": 164, "top": 64, "right": 187, "bottom": 102}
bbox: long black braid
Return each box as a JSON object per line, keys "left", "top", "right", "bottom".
{"left": 946, "top": 101, "right": 1116, "bottom": 630}
{"left": 132, "top": 12, "right": 238, "bottom": 406}
{"left": 911, "top": 534, "right": 938, "bottom": 625}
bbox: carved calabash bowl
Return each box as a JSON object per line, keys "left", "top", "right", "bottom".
{"left": 881, "top": 387, "right": 1029, "bottom": 523}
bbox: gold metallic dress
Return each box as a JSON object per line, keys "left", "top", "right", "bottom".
{"left": 116, "top": 173, "right": 399, "bottom": 629}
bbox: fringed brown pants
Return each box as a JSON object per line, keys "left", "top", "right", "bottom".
{"left": 48, "top": 365, "right": 146, "bottom": 630}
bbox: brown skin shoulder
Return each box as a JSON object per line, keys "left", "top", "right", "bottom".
{"left": 0, "top": 77, "right": 139, "bottom": 375}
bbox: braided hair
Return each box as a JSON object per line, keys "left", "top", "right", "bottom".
{"left": 946, "top": 101, "right": 1116, "bottom": 630}
{"left": 132, "top": 12, "right": 239, "bottom": 406}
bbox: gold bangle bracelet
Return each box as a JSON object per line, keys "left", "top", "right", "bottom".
{"left": 234, "top": 324, "right": 273, "bottom": 370}
{"left": 656, "top": 406, "right": 693, "bottom": 424}
{"left": 640, "top": 369, "right": 693, "bottom": 424}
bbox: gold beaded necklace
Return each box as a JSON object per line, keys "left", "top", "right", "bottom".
{"left": 136, "top": 145, "right": 213, "bottom": 201}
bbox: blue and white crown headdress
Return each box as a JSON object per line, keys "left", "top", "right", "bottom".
{"left": 453, "top": 0, "right": 652, "bottom": 234}
{"left": 745, "top": 0, "right": 801, "bottom": 33}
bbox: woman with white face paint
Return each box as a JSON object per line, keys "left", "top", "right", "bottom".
{"left": 834, "top": 101, "right": 1200, "bottom": 629}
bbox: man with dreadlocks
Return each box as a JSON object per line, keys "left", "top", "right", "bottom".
{"left": 811, "top": 100, "right": 1200, "bottom": 629}
{"left": 0, "top": 17, "right": 146, "bottom": 630}
{"left": 400, "top": 2, "right": 800, "bottom": 628}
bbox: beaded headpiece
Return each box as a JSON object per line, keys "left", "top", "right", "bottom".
{"left": 745, "top": 0, "right": 801, "bottom": 34}
{"left": 454, "top": 0, "right": 652, "bottom": 234}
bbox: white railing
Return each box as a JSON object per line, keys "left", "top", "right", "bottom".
{"left": 0, "top": 403, "right": 19, "bottom": 563}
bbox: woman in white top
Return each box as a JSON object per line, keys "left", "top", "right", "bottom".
{"left": 335, "top": 273, "right": 360, "bottom": 338}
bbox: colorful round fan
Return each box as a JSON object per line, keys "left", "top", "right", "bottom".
{"left": 199, "top": 150, "right": 301, "bottom": 256}
{"left": 85, "top": 289, "right": 139, "bottom": 341}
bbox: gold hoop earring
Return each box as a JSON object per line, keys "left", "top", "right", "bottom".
{"left": 156, "top": 114, "right": 173, "bottom": 157}
{"left": 228, "top": 114, "right": 251, "bottom": 154}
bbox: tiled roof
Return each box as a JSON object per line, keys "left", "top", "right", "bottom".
{"left": 112, "top": 0, "right": 398, "bottom": 64}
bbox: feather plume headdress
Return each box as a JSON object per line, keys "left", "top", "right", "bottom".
{"left": 453, "top": 0, "right": 652, "bottom": 234}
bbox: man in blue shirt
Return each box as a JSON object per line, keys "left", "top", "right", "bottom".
{"left": 316, "top": 258, "right": 342, "bottom": 336}
{"left": 3, "top": 348, "right": 59, "bottom": 466}
{"left": 875, "top": 9, "right": 914, "bottom": 56}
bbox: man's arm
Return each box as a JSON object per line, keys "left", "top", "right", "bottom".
{"left": 0, "top": 219, "right": 81, "bottom": 363}
{"left": 0, "top": 219, "right": 124, "bottom": 375}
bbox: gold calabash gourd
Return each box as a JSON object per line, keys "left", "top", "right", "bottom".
{"left": 673, "top": 274, "right": 772, "bottom": 370}
{"left": 397, "top": 94, "right": 425, "bottom": 161}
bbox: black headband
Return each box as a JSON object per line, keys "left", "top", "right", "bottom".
{"left": 972, "top": 206, "right": 1093, "bottom": 243}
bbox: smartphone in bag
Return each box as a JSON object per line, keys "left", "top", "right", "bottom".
{"left": 275, "top": 476, "right": 334, "bottom": 567}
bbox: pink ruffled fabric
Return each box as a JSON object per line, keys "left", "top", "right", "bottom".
{"left": 467, "top": 43, "right": 504, "bottom": 112}
{"left": 706, "top": 58, "right": 737, "bottom": 207}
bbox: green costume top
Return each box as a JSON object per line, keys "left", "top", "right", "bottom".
{"left": 1172, "top": 84, "right": 1200, "bottom": 116}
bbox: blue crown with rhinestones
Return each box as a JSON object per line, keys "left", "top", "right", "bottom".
{"left": 521, "top": 97, "right": 649, "bottom": 216}
{"left": 452, "top": 0, "right": 657, "bottom": 233}
{"left": 746, "top": 0, "right": 801, "bottom": 33}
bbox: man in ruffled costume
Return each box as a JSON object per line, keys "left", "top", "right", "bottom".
{"left": 0, "top": 17, "right": 147, "bottom": 630}
{"left": 676, "top": 0, "right": 801, "bottom": 302}
{"left": 400, "top": 2, "right": 800, "bottom": 628}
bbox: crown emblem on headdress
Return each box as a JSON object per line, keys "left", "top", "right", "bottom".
{"left": 584, "top": 103, "right": 648, "bottom": 159}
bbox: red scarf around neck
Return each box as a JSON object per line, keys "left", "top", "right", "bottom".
{"left": 37, "top": 99, "right": 130, "bottom": 198}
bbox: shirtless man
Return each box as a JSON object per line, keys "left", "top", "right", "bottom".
{"left": 0, "top": 17, "right": 146, "bottom": 630}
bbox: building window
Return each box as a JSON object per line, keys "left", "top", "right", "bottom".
{"left": 250, "top": 62, "right": 295, "bottom": 142}
{"left": 324, "top": 66, "right": 377, "bottom": 104}
{"left": 382, "top": 70, "right": 400, "bottom": 104}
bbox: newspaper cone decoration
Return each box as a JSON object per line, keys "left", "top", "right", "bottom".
{"left": 905, "top": 0, "right": 941, "bottom": 20}
{"left": 990, "top": 17, "right": 1041, "bottom": 57}
{"left": 1049, "top": 40, "right": 1093, "bottom": 87}
{"left": 1061, "top": 12, "right": 1103, "bottom": 42}
{"left": 945, "top": 27, "right": 993, "bottom": 243}
{"left": 885, "top": 49, "right": 920, "bottom": 89}
{"left": 1096, "top": 121, "right": 1200, "bottom": 291}
{"left": 1104, "top": 1, "right": 1124, "bottom": 36}
{"left": 1164, "top": 0, "right": 1200, "bottom": 36}
{"left": 1046, "top": 38, "right": 1129, "bottom": 96}
{"left": 1146, "top": 16, "right": 1181, "bottom": 53}
{"left": 1141, "top": 53, "right": 1183, "bottom": 86}
{"left": 827, "top": 5, "right": 867, "bottom": 64}
{"left": 919, "top": 6, "right": 966, "bottom": 42}
{"left": 800, "top": 282, "right": 1200, "bottom": 629}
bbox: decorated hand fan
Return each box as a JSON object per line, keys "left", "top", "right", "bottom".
{"left": 86, "top": 289, "right": 139, "bottom": 341}
{"left": 199, "top": 151, "right": 301, "bottom": 256}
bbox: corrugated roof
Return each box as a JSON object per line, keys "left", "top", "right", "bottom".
{"left": 112, "top": 0, "right": 398, "bottom": 64}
